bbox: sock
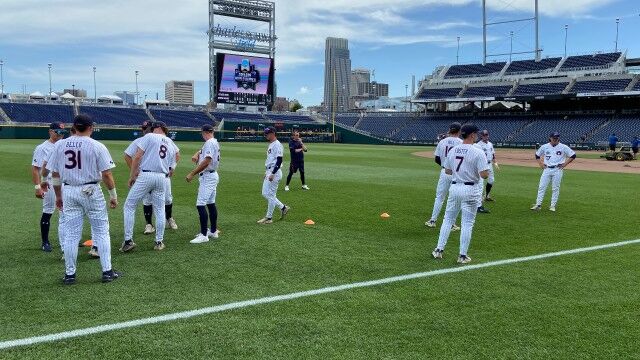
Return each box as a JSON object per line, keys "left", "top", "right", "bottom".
{"left": 165, "top": 203, "right": 173, "bottom": 220}
{"left": 486, "top": 183, "right": 493, "bottom": 195}
{"left": 197, "top": 206, "right": 208, "bottom": 236}
{"left": 300, "top": 170, "right": 306, "bottom": 185}
{"left": 143, "top": 205, "right": 153, "bottom": 225}
{"left": 286, "top": 171, "right": 293, "bottom": 186}
{"left": 206, "top": 203, "right": 218, "bottom": 233}
{"left": 40, "top": 213, "right": 52, "bottom": 245}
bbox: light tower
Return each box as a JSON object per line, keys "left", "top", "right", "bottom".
{"left": 482, "top": 0, "right": 540, "bottom": 64}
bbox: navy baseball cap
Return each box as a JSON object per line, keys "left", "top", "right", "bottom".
{"left": 49, "top": 122, "right": 67, "bottom": 134}
{"left": 150, "top": 121, "right": 167, "bottom": 129}
{"left": 73, "top": 114, "right": 94, "bottom": 128}
{"left": 449, "top": 122, "right": 462, "bottom": 133}
{"left": 460, "top": 123, "right": 479, "bottom": 137}
{"left": 201, "top": 124, "right": 214, "bottom": 132}
{"left": 264, "top": 127, "right": 275, "bottom": 135}
{"left": 550, "top": 132, "right": 560, "bottom": 138}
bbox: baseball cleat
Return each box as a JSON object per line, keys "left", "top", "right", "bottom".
{"left": 457, "top": 255, "right": 472, "bottom": 264}
{"left": 549, "top": 206, "right": 556, "bottom": 212}
{"left": 425, "top": 220, "right": 436, "bottom": 228}
{"left": 62, "top": 273, "right": 76, "bottom": 285}
{"left": 88, "top": 246, "right": 99, "bottom": 258}
{"left": 154, "top": 241, "right": 166, "bottom": 251}
{"left": 143, "top": 224, "right": 155, "bottom": 235}
{"left": 207, "top": 230, "right": 220, "bottom": 239}
{"left": 166, "top": 218, "right": 178, "bottom": 230}
{"left": 302, "top": 185, "right": 310, "bottom": 190}
{"left": 280, "top": 205, "right": 290, "bottom": 219}
{"left": 432, "top": 249, "right": 443, "bottom": 259}
{"left": 102, "top": 269, "right": 121, "bottom": 283}
{"left": 530, "top": 205, "right": 541, "bottom": 211}
{"left": 284, "top": 185, "right": 290, "bottom": 191}
{"left": 477, "top": 206, "right": 490, "bottom": 214}
{"left": 42, "top": 242, "right": 52, "bottom": 252}
{"left": 485, "top": 196, "right": 494, "bottom": 202}
{"left": 257, "top": 217, "right": 273, "bottom": 224}
{"left": 119, "top": 240, "right": 137, "bottom": 253}
{"left": 451, "top": 224, "right": 461, "bottom": 231}
{"left": 190, "top": 234, "right": 209, "bottom": 244}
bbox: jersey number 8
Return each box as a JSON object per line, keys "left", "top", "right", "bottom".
{"left": 159, "top": 145, "right": 167, "bottom": 159}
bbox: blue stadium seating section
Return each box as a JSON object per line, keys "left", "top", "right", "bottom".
{"left": 335, "top": 114, "right": 359, "bottom": 127}
{"left": 589, "top": 116, "right": 640, "bottom": 142}
{"left": 79, "top": 106, "right": 150, "bottom": 126}
{"left": 0, "top": 103, "right": 74, "bottom": 123}
{"left": 511, "top": 116, "right": 606, "bottom": 143}
{"left": 151, "top": 109, "right": 212, "bottom": 128}
{"left": 355, "top": 115, "right": 413, "bottom": 138}
{"left": 465, "top": 118, "right": 530, "bottom": 142}
{"left": 512, "top": 82, "right": 569, "bottom": 95}
{"left": 444, "top": 62, "right": 506, "bottom": 78}
{"left": 570, "top": 78, "right": 631, "bottom": 93}
{"left": 417, "top": 87, "right": 462, "bottom": 99}
{"left": 505, "top": 58, "right": 561, "bottom": 74}
{"left": 210, "top": 111, "right": 264, "bottom": 121}
{"left": 461, "top": 85, "right": 512, "bottom": 98}
{"left": 393, "top": 118, "right": 459, "bottom": 141}
{"left": 633, "top": 81, "right": 640, "bottom": 91}
{"left": 264, "top": 113, "right": 317, "bottom": 124}
{"left": 560, "top": 52, "right": 621, "bottom": 71}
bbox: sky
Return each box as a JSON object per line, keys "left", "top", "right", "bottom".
{"left": 0, "top": 0, "right": 638, "bottom": 107}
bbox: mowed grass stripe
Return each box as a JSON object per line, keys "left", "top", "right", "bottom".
{"left": 1, "top": 238, "right": 638, "bottom": 351}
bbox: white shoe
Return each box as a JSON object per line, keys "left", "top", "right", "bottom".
{"left": 207, "top": 230, "right": 220, "bottom": 239}
{"left": 301, "top": 185, "right": 310, "bottom": 190}
{"left": 457, "top": 255, "right": 472, "bottom": 264}
{"left": 432, "top": 249, "right": 443, "bottom": 259}
{"left": 549, "top": 206, "right": 556, "bottom": 212}
{"left": 425, "top": 220, "right": 436, "bottom": 228}
{"left": 166, "top": 218, "right": 178, "bottom": 230}
{"left": 451, "top": 224, "right": 461, "bottom": 231}
{"left": 143, "top": 224, "right": 155, "bottom": 234}
{"left": 257, "top": 217, "right": 273, "bottom": 224}
{"left": 530, "top": 205, "right": 541, "bottom": 211}
{"left": 190, "top": 234, "right": 209, "bottom": 244}
{"left": 284, "top": 186, "right": 290, "bottom": 191}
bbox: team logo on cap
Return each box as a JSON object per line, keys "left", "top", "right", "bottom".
{"left": 234, "top": 58, "right": 261, "bottom": 90}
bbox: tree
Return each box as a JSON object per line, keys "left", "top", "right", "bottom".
{"left": 290, "top": 100, "right": 303, "bottom": 112}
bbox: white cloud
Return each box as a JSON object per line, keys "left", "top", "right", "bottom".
{"left": 298, "top": 86, "right": 310, "bottom": 95}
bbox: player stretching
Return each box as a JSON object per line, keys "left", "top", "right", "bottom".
{"left": 426, "top": 122, "right": 462, "bottom": 230}
{"left": 474, "top": 129, "right": 499, "bottom": 214}
{"left": 284, "top": 130, "right": 309, "bottom": 191}
{"left": 46, "top": 114, "right": 120, "bottom": 284}
{"left": 32, "top": 122, "right": 67, "bottom": 252}
{"left": 530, "top": 132, "right": 576, "bottom": 212}
{"left": 258, "top": 127, "right": 290, "bottom": 224}
{"left": 122, "top": 121, "right": 177, "bottom": 252}
{"left": 432, "top": 124, "right": 489, "bottom": 264}
{"left": 186, "top": 124, "right": 221, "bottom": 244}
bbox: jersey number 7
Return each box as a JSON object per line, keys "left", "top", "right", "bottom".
{"left": 455, "top": 156, "right": 464, "bottom": 171}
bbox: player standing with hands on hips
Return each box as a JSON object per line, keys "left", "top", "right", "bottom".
{"left": 284, "top": 130, "right": 309, "bottom": 191}
{"left": 432, "top": 124, "right": 489, "bottom": 264}
{"left": 258, "top": 127, "right": 290, "bottom": 224}
{"left": 426, "top": 122, "right": 462, "bottom": 230}
{"left": 186, "top": 124, "right": 221, "bottom": 244}
{"left": 32, "top": 122, "right": 67, "bottom": 252}
{"left": 530, "top": 132, "right": 576, "bottom": 212}
{"left": 45, "top": 114, "right": 120, "bottom": 284}
{"left": 121, "top": 121, "right": 177, "bottom": 252}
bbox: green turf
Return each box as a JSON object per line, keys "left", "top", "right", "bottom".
{"left": 1, "top": 139, "right": 639, "bottom": 359}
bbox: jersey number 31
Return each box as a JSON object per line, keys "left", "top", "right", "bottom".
{"left": 64, "top": 150, "right": 82, "bottom": 169}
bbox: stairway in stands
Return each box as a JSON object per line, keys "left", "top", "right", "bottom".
{"left": 505, "top": 119, "right": 536, "bottom": 142}
{"left": 583, "top": 118, "right": 612, "bottom": 142}
{"left": 0, "top": 106, "right": 11, "bottom": 123}
{"left": 145, "top": 108, "right": 156, "bottom": 122}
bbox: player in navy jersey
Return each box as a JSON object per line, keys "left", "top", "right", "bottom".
{"left": 284, "top": 131, "right": 309, "bottom": 191}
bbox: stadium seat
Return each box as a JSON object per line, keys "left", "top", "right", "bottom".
{"left": 444, "top": 62, "right": 506, "bottom": 78}
{"left": 79, "top": 106, "right": 150, "bottom": 126}
{"left": 504, "top": 58, "right": 562, "bottom": 75}
{"left": 570, "top": 78, "right": 631, "bottom": 93}
{"left": 560, "top": 52, "right": 621, "bottom": 71}
{"left": 0, "top": 103, "right": 74, "bottom": 123}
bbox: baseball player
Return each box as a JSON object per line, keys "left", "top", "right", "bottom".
{"left": 45, "top": 114, "right": 120, "bottom": 285}
{"left": 426, "top": 122, "right": 462, "bottom": 230}
{"left": 32, "top": 122, "right": 67, "bottom": 252}
{"left": 121, "top": 121, "right": 177, "bottom": 252}
{"left": 530, "top": 132, "right": 576, "bottom": 212}
{"left": 432, "top": 124, "right": 489, "bottom": 264}
{"left": 186, "top": 124, "right": 221, "bottom": 244}
{"left": 632, "top": 136, "right": 639, "bottom": 160}
{"left": 258, "top": 127, "right": 290, "bottom": 224}
{"left": 284, "top": 130, "right": 309, "bottom": 191}
{"left": 474, "top": 130, "right": 498, "bottom": 214}
{"left": 124, "top": 121, "right": 180, "bottom": 235}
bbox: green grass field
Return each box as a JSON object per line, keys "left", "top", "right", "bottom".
{"left": 1, "top": 139, "right": 639, "bottom": 359}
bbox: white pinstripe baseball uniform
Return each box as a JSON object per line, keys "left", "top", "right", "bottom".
{"left": 124, "top": 133, "right": 177, "bottom": 244}
{"left": 33, "top": 140, "right": 66, "bottom": 249}
{"left": 429, "top": 136, "right": 463, "bottom": 222}
{"left": 474, "top": 140, "right": 495, "bottom": 184}
{"left": 534, "top": 143, "right": 576, "bottom": 208}
{"left": 46, "top": 135, "right": 116, "bottom": 276}
{"left": 196, "top": 138, "right": 220, "bottom": 206}
{"left": 436, "top": 144, "right": 489, "bottom": 257}
{"left": 262, "top": 140, "right": 284, "bottom": 219}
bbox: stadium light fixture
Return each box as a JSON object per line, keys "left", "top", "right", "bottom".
{"left": 509, "top": 31, "right": 514, "bottom": 62}
{"left": 47, "top": 63, "right": 52, "bottom": 97}
{"left": 93, "top": 67, "right": 97, "bottom": 103}
{"left": 456, "top": 36, "right": 460, "bottom": 65}
{"left": 72, "top": 84, "right": 75, "bottom": 97}
{"left": 615, "top": 18, "right": 620, "bottom": 52}
{"left": 135, "top": 70, "right": 140, "bottom": 105}
{"left": 0, "top": 59, "right": 4, "bottom": 99}
{"left": 564, "top": 25, "right": 568, "bottom": 57}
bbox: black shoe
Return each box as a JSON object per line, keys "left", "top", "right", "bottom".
{"left": 477, "top": 206, "right": 490, "bottom": 214}
{"left": 42, "top": 242, "right": 52, "bottom": 252}
{"left": 102, "top": 269, "right": 122, "bottom": 283}
{"left": 280, "top": 205, "right": 290, "bottom": 219}
{"left": 63, "top": 273, "right": 76, "bottom": 285}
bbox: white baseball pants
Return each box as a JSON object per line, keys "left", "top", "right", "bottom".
{"left": 124, "top": 172, "right": 167, "bottom": 243}
{"left": 430, "top": 169, "right": 453, "bottom": 222}
{"left": 262, "top": 169, "right": 283, "bottom": 219}
{"left": 535, "top": 168, "right": 563, "bottom": 207}
{"left": 142, "top": 177, "right": 173, "bottom": 206}
{"left": 197, "top": 171, "right": 219, "bottom": 206}
{"left": 436, "top": 183, "right": 482, "bottom": 256}
{"left": 62, "top": 184, "right": 112, "bottom": 276}
{"left": 43, "top": 186, "right": 66, "bottom": 249}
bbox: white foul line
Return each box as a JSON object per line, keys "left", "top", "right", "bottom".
{"left": 1, "top": 238, "right": 639, "bottom": 351}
